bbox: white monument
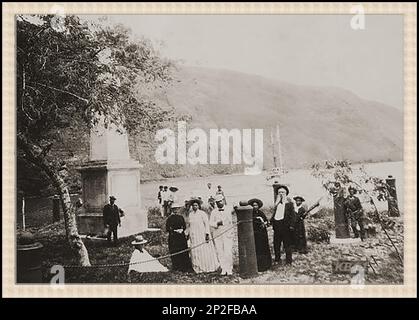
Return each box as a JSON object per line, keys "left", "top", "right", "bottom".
{"left": 77, "top": 122, "right": 147, "bottom": 237}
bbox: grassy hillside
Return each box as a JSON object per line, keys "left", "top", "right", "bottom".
{"left": 18, "top": 66, "right": 403, "bottom": 195}
{"left": 157, "top": 66, "right": 403, "bottom": 169}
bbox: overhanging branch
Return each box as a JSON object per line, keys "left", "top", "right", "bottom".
{"left": 28, "top": 82, "right": 89, "bottom": 104}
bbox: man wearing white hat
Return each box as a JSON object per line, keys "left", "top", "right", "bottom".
{"left": 209, "top": 194, "right": 234, "bottom": 275}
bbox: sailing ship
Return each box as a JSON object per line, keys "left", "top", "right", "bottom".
{"left": 266, "top": 124, "right": 288, "bottom": 185}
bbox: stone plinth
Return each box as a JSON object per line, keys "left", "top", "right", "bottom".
{"left": 333, "top": 195, "right": 350, "bottom": 239}
{"left": 330, "top": 235, "right": 361, "bottom": 245}
{"left": 77, "top": 121, "right": 147, "bottom": 237}
{"left": 77, "top": 159, "right": 147, "bottom": 237}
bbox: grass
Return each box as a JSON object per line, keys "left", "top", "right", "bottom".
{"left": 20, "top": 197, "right": 404, "bottom": 284}
{"left": 32, "top": 205, "right": 241, "bottom": 284}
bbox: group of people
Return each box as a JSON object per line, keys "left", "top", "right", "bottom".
{"left": 158, "top": 185, "right": 179, "bottom": 217}
{"left": 166, "top": 194, "right": 233, "bottom": 275}
{"left": 249, "top": 185, "right": 309, "bottom": 272}
{"left": 163, "top": 183, "right": 312, "bottom": 275}
{"left": 105, "top": 182, "right": 366, "bottom": 276}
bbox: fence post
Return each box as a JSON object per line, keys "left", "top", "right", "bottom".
{"left": 52, "top": 195, "right": 60, "bottom": 222}
{"left": 235, "top": 200, "right": 258, "bottom": 278}
{"left": 386, "top": 175, "right": 400, "bottom": 217}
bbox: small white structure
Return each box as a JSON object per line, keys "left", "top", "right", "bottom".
{"left": 77, "top": 121, "right": 147, "bottom": 237}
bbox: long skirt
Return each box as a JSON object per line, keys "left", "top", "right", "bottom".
{"left": 294, "top": 220, "right": 308, "bottom": 253}
{"left": 254, "top": 227, "right": 272, "bottom": 272}
{"left": 189, "top": 234, "right": 219, "bottom": 273}
{"left": 168, "top": 232, "right": 192, "bottom": 272}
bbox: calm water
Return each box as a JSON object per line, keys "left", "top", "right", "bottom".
{"left": 140, "top": 161, "right": 404, "bottom": 212}
{"left": 19, "top": 161, "right": 403, "bottom": 228}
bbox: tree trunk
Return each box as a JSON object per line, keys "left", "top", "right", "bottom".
{"left": 17, "top": 134, "right": 91, "bottom": 266}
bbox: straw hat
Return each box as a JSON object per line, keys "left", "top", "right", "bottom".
{"left": 214, "top": 194, "right": 224, "bottom": 202}
{"left": 131, "top": 235, "right": 148, "bottom": 245}
{"left": 248, "top": 198, "right": 263, "bottom": 209}
{"left": 247, "top": 198, "right": 263, "bottom": 209}
{"left": 293, "top": 196, "right": 305, "bottom": 202}
{"left": 188, "top": 197, "right": 203, "bottom": 206}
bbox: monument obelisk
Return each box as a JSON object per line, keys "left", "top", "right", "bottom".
{"left": 77, "top": 122, "right": 147, "bottom": 237}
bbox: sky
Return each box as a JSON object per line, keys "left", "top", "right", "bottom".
{"left": 89, "top": 14, "right": 403, "bottom": 109}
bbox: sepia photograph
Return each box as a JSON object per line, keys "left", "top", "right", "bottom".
{"left": 2, "top": 2, "right": 416, "bottom": 298}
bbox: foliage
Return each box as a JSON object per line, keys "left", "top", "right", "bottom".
{"left": 17, "top": 14, "right": 176, "bottom": 194}
{"left": 311, "top": 160, "right": 392, "bottom": 203}
{"left": 17, "top": 14, "right": 173, "bottom": 137}
{"left": 26, "top": 198, "right": 403, "bottom": 284}
{"left": 306, "top": 220, "right": 331, "bottom": 243}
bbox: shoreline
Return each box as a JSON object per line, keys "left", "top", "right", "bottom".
{"left": 140, "top": 160, "right": 403, "bottom": 185}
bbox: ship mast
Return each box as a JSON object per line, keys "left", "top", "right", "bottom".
{"left": 270, "top": 128, "right": 277, "bottom": 168}
{"left": 276, "top": 124, "right": 285, "bottom": 175}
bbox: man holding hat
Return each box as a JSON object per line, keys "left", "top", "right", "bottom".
{"left": 271, "top": 185, "right": 296, "bottom": 265}
{"left": 103, "top": 195, "right": 123, "bottom": 245}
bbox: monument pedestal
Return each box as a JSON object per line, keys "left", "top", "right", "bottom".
{"left": 333, "top": 194, "right": 350, "bottom": 239}
{"left": 330, "top": 235, "right": 361, "bottom": 245}
{"left": 77, "top": 121, "right": 147, "bottom": 237}
{"left": 77, "top": 160, "right": 147, "bottom": 237}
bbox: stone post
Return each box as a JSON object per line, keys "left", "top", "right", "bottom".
{"left": 235, "top": 201, "right": 258, "bottom": 278}
{"left": 386, "top": 175, "right": 400, "bottom": 217}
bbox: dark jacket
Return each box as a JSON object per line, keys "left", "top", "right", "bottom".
{"left": 270, "top": 201, "right": 296, "bottom": 228}
{"left": 344, "top": 196, "right": 363, "bottom": 213}
{"left": 103, "top": 204, "right": 122, "bottom": 227}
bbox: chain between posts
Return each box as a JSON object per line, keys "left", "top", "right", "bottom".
{"left": 54, "top": 219, "right": 254, "bottom": 269}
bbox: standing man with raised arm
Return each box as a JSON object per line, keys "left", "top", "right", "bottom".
{"left": 271, "top": 186, "right": 296, "bottom": 265}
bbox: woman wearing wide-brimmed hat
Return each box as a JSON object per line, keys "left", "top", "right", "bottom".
{"left": 166, "top": 202, "right": 193, "bottom": 272}
{"left": 166, "top": 186, "right": 179, "bottom": 216}
{"left": 248, "top": 198, "right": 272, "bottom": 272}
{"left": 293, "top": 196, "right": 308, "bottom": 254}
{"left": 187, "top": 198, "right": 220, "bottom": 273}
{"left": 128, "top": 235, "right": 168, "bottom": 276}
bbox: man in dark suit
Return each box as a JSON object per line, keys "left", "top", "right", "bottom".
{"left": 103, "top": 195, "right": 123, "bottom": 244}
{"left": 157, "top": 185, "right": 163, "bottom": 205}
{"left": 344, "top": 186, "right": 365, "bottom": 241}
{"left": 271, "top": 185, "right": 296, "bottom": 265}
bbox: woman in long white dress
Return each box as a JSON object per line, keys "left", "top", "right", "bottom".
{"left": 187, "top": 198, "right": 220, "bottom": 273}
